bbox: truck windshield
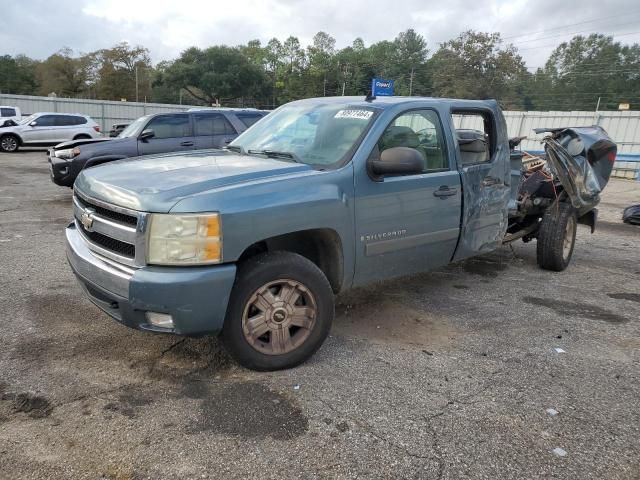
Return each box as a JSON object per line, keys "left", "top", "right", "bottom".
{"left": 229, "top": 103, "right": 378, "bottom": 167}
{"left": 118, "top": 116, "right": 149, "bottom": 138}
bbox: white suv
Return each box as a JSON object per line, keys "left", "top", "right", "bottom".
{"left": 0, "top": 106, "right": 21, "bottom": 126}
{"left": 0, "top": 112, "right": 102, "bottom": 152}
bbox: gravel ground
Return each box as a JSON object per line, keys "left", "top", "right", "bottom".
{"left": 0, "top": 150, "right": 639, "bottom": 480}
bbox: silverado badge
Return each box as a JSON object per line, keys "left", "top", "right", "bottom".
{"left": 80, "top": 208, "right": 95, "bottom": 230}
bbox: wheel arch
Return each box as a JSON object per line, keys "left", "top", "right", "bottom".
{"left": 236, "top": 228, "right": 345, "bottom": 294}
{"left": 0, "top": 132, "right": 22, "bottom": 145}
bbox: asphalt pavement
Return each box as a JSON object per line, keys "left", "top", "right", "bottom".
{"left": 0, "top": 150, "right": 638, "bottom": 479}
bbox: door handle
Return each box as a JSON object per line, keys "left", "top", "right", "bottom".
{"left": 482, "top": 176, "right": 500, "bottom": 186}
{"left": 180, "top": 141, "right": 194, "bottom": 147}
{"left": 433, "top": 186, "right": 457, "bottom": 198}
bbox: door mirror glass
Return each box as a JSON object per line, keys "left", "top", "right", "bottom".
{"left": 29, "top": 121, "right": 38, "bottom": 127}
{"left": 371, "top": 147, "right": 425, "bottom": 176}
{"left": 140, "top": 128, "right": 155, "bottom": 140}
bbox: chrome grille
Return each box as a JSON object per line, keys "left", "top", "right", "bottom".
{"left": 75, "top": 195, "right": 137, "bottom": 226}
{"left": 73, "top": 191, "right": 145, "bottom": 267}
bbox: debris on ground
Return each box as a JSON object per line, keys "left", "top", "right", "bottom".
{"left": 553, "top": 447, "right": 568, "bottom": 457}
{"left": 12, "top": 392, "right": 53, "bottom": 418}
{"left": 554, "top": 348, "right": 566, "bottom": 354}
{"left": 622, "top": 204, "right": 640, "bottom": 225}
{"left": 293, "top": 384, "right": 301, "bottom": 391}
{"left": 546, "top": 408, "right": 559, "bottom": 416}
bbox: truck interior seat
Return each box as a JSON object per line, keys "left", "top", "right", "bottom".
{"left": 457, "top": 129, "right": 489, "bottom": 165}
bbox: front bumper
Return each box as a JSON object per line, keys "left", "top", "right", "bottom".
{"left": 65, "top": 223, "right": 237, "bottom": 336}
{"left": 48, "top": 152, "right": 78, "bottom": 187}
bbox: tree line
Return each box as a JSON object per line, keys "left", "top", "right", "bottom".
{"left": 1, "top": 30, "right": 638, "bottom": 111}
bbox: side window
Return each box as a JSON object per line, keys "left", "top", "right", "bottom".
{"left": 145, "top": 114, "right": 191, "bottom": 139}
{"left": 377, "top": 109, "right": 448, "bottom": 172}
{"left": 193, "top": 113, "right": 236, "bottom": 136}
{"left": 34, "top": 115, "right": 57, "bottom": 127}
{"left": 452, "top": 112, "right": 494, "bottom": 165}
{"left": 1, "top": 108, "right": 16, "bottom": 117}
{"left": 74, "top": 116, "right": 88, "bottom": 125}
{"left": 55, "top": 115, "right": 79, "bottom": 126}
{"left": 236, "top": 113, "right": 264, "bottom": 128}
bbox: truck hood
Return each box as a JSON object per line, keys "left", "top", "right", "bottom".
{"left": 53, "top": 137, "right": 113, "bottom": 150}
{"left": 74, "top": 150, "right": 313, "bottom": 212}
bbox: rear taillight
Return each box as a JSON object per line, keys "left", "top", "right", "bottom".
{"left": 93, "top": 126, "right": 100, "bottom": 133}
{"left": 607, "top": 151, "right": 616, "bottom": 163}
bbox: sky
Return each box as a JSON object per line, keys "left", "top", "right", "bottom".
{"left": 2, "top": 0, "right": 640, "bottom": 70}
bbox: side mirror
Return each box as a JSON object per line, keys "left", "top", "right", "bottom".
{"left": 29, "top": 121, "right": 38, "bottom": 127}
{"left": 371, "top": 147, "right": 424, "bottom": 177}
{"left": 140, "top": 128, "right": 155, "bottom": 141}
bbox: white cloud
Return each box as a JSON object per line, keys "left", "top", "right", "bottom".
{"left": 2, "top": 0, "right": 639, "bottom": 69}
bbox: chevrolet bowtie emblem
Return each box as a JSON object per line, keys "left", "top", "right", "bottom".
{"left": 80, "top": 208, "right": 95, "bottom": 230}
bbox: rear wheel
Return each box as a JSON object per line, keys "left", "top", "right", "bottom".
{"left": 536, "top": 202, "right": 577, "bottom": 271}
{"left": 222, "top": 251, "right": 334, "bottom": 371}
{"left": 0, "top": 134, "right": 19, "bottom": 152}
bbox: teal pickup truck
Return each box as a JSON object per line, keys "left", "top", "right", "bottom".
{"left": 66, "top": 96, "right": 616, "bottom": 370}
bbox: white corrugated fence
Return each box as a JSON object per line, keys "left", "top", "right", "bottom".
{"left": 1, "top": 93, "right": 639, "bottom": 178}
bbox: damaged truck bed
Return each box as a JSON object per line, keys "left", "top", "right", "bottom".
{"left": 505, "top": 126, "right": 617, "bottom": 270}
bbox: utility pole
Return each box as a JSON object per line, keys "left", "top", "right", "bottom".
{"left": 323, "top": 76, "right": 327, "bottom": 96}
{"left": 341, "top": 63, "right": 350, "bottom": 96}
{"left": 135, "top": 66, "right": 139, "bottom": 103}
{"left": 409, "top": 67, "right": 415, "bottom": 96}
{"left": 594, "top": 96, "right": 601, "bottom": 123}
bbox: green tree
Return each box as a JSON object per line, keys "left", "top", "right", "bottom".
{"left": 0, "top": 55, "right": 38, "bottom": 95}
{"left": 36, "top": 48, "right": 91, "bottom": 97}
{"left": 92, "top": 42, "right": 153, "bottom": 101}
{"left": 428, "top": 31, "right": 528, "bottom": 107}
{"left": 533, "top": 34, "right": 640, "bottom": 110}
{"left": 307, "top": 32, "right": 336, "bottom": 96}
{"left": 165, "top": 46, "right": 270, "bottom": 106}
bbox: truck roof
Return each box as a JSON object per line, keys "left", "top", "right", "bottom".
{"left": 288, "top": 96, "right": 499, "bottom": 110}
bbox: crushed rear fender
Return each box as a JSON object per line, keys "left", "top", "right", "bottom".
{"left": 539, "top": 126, "right": 616, "bottom": 213}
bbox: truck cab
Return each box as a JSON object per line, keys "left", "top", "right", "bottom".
{"left": 65, "top": 96, "right": 614, "bottom": 371}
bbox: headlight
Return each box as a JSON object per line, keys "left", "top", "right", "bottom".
{"left": 147, "top": 213, "right": 222, "bottom": 265}
{"left": 55, "top": 147, "right": 81, "bottom": 159}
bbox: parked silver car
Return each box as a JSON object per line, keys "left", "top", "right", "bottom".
{"left": 0, "top": 112, "right": 101, "bottom": 152}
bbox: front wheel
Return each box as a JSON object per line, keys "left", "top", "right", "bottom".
{"left": 536, "top": 202, "right": 577, "bottom": 271}
{"left": 0, "top": 134, "right": 19, "bottom": 152}
{"left": 222, "top": 251, "right": 334, "bottom": 371}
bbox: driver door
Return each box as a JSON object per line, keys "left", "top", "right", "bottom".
{"left": 138, "top": 114, "right": 195, "bottom": 156}
{"left": 353, "top": 109, "right": 462, "bottom": 284}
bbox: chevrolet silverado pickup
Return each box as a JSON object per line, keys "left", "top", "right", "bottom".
{"left": 65, "top": 96, "right": 616, "bottom": 370}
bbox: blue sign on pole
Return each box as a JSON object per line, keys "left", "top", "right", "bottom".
{"left": 372, "top": 78, "right": 394, "bottom": 96}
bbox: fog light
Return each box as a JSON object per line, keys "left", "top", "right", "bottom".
{"left": 145, "top": 312, "right": 174, "bottom": 328}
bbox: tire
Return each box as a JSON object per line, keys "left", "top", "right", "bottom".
{"left": 536, "top": 202, "right": 577, "bottom": 271}
{"left": 0, "top": 134, "right": 20, "bottom": 153}
{"left": 222, "top": 251, "right": 334, "bottom": 371}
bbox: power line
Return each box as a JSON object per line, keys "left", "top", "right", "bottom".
{"left": 501, "top": 11, "right": 640, "bottom": 41}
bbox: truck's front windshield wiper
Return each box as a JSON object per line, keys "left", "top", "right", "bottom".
{"left": 247, "top": 149, "right": 300, "bottom": 163}
{"left": 225, "top": 145, "right": 245, "bottom": 154}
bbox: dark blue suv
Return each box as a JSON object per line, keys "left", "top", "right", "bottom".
{"left": 48, "top": 108, "right": 268, "bottom": 187}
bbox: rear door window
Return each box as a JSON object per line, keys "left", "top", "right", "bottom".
{"left": 452, "top": 112, "right": 495, "bottom": 165}
{"left": 194, "top": 113, "right": 236, "bottom": 136}
{"left": 236, "top": 112, "right": 265, "bottom": 128}
{"left": 1, "top": 108, "right": 16, "bottom": 117}
{"left": 55, "top": 115, "right": 83, "bottom": 126}
{"left": 145, "top": 114, "right": 192, "bottom": 139}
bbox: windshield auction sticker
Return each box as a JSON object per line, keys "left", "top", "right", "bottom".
{"left": 334, "top": 110, "right": 373, "bottom": 120}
